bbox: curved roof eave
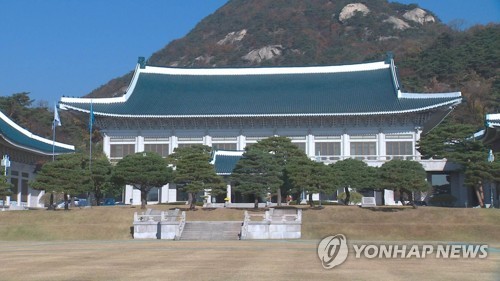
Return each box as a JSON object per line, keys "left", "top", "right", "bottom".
{"left": 0, "top": 111, "right": 75, "bottom": 153}
{"left": 60, "top": 98, "right": 462, "bottom": 119}
{"left": 0, "top": 134, "right": 73, "bottom": 156}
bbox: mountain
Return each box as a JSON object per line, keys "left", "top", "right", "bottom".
{"left": 88, "top": 0, "right": 447, "bottom": 97}
{"left": 83, "top": 0, "right": 497, "bottom": 126}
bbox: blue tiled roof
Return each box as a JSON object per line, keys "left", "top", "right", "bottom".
{"left": 0, "top": 111, "right": 74, "bottom": 155}
{"left": 60, "top": 59, "right": 462, "bottom": 117}
{"left": 213, "top": 153, "right": 242, "bottom": 175}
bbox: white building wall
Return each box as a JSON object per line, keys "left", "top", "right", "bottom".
{"left": 103, "top": 123, "right": 468, "bottom": 206}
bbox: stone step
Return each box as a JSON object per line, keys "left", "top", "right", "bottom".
{"left": 180, "top": 221, "right": 242, "bottom": 240}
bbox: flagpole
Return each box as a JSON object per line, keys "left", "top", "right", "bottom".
{"left": 52, "top": 103, "right": 61, "bottom": 162}
{"left": 52, "top": 123, "right": 56, "bottom": 162}
{"left": 89, "top": 100, "right": 93, "bottom": 171}
{"left": 89, "top": 100, "right": 94, "bottom": 207}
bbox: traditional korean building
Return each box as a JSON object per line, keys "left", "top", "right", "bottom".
{"left": 60, "top": 54, "right": 468, "bottom": 206}
{"left": 478, "top": 113, "right": 500, "bottom": 152}
{"left": 0, "top": 110, "right": 74, "bottom": 208}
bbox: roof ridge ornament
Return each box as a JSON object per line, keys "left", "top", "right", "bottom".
{"left": 138, "top": 57, "right": 146, "bottom": 69}
{"left": 385, "top": 52, "right": 394, "bottom": 64}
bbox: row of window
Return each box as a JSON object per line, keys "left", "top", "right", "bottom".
{"left": 109, "top": 141, "right": 413, "bottom": 159}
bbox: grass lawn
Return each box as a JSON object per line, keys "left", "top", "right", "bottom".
{"left": 0, "top": 205, "right": 498, "bottom": 242}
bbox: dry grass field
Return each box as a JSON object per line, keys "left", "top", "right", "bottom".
{"left": 0, "top": 205, "right": 499, "bottom": 280}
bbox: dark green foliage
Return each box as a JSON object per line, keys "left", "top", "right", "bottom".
{"left": 31, "top": 153, "right": 92, "bottom": 210}
{"left": 89, "top": 155, "right": 116, "bottom": 206}
{"left": 167, "top": 145, "right": 225, "bottom": 210}
{"left": 330, "top": 158, "right": 379, "bottom": 205}
{"left": 113, "top": 152, "right": 173, "bottom": 209}
{"left": 0, "top": 175, "right": 13, "bottom": 208}
{"left": 250, "top": 136, "right": 309, "bottom": 205}
{"left": 330, "top": 158, "right": 379, "bottom": 190}
{"left": 286, "top": 158, "right": 335, "bottom": 207}
{"left": 419, "top": 121, "right": 498, "bottom": 207}
{"left": 230, "top": 147, "right": 283, "bottom": 208}
{"left": 380, "top": 159, "right": 430, "bottom": 206}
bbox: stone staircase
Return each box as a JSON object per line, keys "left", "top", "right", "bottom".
{"left": 179, "top": 221, "right": 242, "bottom": 240}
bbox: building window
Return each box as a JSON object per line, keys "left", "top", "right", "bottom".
{"left": 315, "top": 142, "right": 341, "bottom": 160}
{"left": 110, "top": 144, "right": 135, "bottom": 159}
{"left": 212, "top": 143, "right": 237, "bottom": 150}
{"left": 144, "top": 143, "right": 169, "bottom": 157}
{"left": 350, "top": 142, "right": 376, "bottom": 160}
{"left": 176, "top": 143, "right": 199, "bottom": 149}
{"left": 147, "top": 187, "right": 159, "bottom": 202}
{"left": 386, "top": 141, "right": 413, "bottom": 159}
{"left": 292, "top": 142, "right": 306, "bottom": 153}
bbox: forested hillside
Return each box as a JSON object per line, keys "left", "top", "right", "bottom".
{"left": 2, "top": 0, "right": 499, "bottom": 151}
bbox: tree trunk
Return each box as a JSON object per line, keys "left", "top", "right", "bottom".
{"left": 64, "top": 192, "right": 69, "bottom": 210}
{"left": 474, "top": 185, "right": 484, "bottom": 208}
{"left": 140, "top": 188, "right": 147, "bottom": 210}
{"left": 308, "top": 193, "right": 314, "bottom": 207}
{"left": 254, "top": 197, "right": 258, "bottom": 209}
{"left": 189, "top": 193, "right": 196, "bottom": 210}
{"left": 399, "top": 191, "right": 406, "bottom": 206}
{"left": 48, "top": 192, "right": 54, "bottom": 210}
{"left": 344, "top": 186, "right": 350, "bottom": 205}
{"left": 95, "top": 192, "right": 102, "bottom": 206}
{"left": 277, "top": 187, "right": 282, "bottom": 207}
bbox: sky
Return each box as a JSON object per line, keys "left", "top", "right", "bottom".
{"left": 1, "top": 0, "right": 498, "bottom": 105}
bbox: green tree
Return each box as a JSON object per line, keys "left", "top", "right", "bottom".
{"left": 230, "top": 147, "right": 283, "bottom": 209}
{"left": 113, "top": 152, "right": 173, "bottom": 209}
{"left": 167, "top": 145, "right": 225, "bottom": 210}
{"left": 31, "top": 153, "right": 92, "bottom": 210}
{"left": 418, "top": 121, "right": 497, "bottom": 207}
{"left": 0, "top": 175, "right": 13, "bottom": 209}
{"left": 380, "top": 160, "right": 430, "bottom": 207}
{"left": 330, "top": 159, "right": 379, "bottom": 205}
{"left": 250, "top": 136, "right": 309, "bottom": 205}
{"left": 88, "top": 155, "right": 116, "bottom": 206}
{"left": 286, "top": 158, "right": 335, "bottom": 207}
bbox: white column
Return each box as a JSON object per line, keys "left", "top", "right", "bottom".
{"left": 378, "top": 132, "right": 386, "bottom": 160}
{"left": 414, "top": 128, "right": 422, "bottom": 160}
{"left": 342, "top": 133, "right": 350, "bottom": 158}
{"left": 170, "top": 136, "right": 178, "bottom": 153}
{"left": 103, "top": 135, "right": 111, "bottom": 158}
{"left": 204, "top": 135, "right": 212, "bottom": 146}
{"left": 307, "top": 134, "right": 315, "bottom": 158}
{"left": 226, "top": 184, "right": 231, "bottom": 202}
{"left": 136, "top": 136, "right": 144, "bottom": 152}
{"left": 238, "top": 135, "right": 246, "bottom": 150}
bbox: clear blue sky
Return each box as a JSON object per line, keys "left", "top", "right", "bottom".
{"left": 1, "top": 0, "right": 498, "bottom": 105}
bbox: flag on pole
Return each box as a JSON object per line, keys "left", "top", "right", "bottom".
{"left": 89, "top": 101, "right": 94, "bottom": 131}
{"left": 52, "top": 104, "right": 61, "bottom": 130}
{"left": 488, "top": 149, "right": 494, "bottom": 163}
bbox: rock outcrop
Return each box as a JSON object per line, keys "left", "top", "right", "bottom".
{"left": 403, "top": 8, "right": 435, "bottom": 25}
{"left": 242, "top": 45, "right": 283, "bottom": 63}
{"left": 339, "top": 3, "right": 370, "bottom": 23}
{"left": 217, "top": 29, "right": 247, "bottom": 45}
{"left": 384, "top": 16, "right": 410, "bottom": 30}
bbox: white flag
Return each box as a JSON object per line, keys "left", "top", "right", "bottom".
{"left": 488, "top": 149, "right": 494, "bottom": 163}
{"left": 53, "top": 104, "right": 61, "bottom": 129}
